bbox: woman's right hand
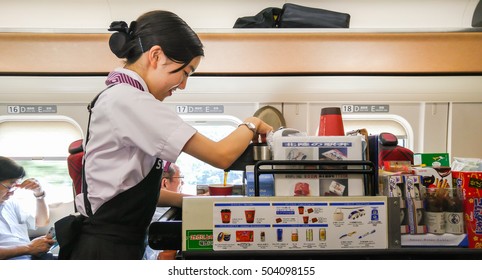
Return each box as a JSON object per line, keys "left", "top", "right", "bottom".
{"left": 244, "top": 117, "right": 273, "bottom": 142}
{"left": 183, "top": 117, "right": 273, "bottom": 169}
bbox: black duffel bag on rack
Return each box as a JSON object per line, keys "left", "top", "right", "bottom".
{"left": 233, "top": 3, "right": 350, "bottom": 28}
{"left": 233, "top": 7, "right": 282, "bottom": 28}
{"left": 278, "top": 3, "right": 350, "bottom": 28}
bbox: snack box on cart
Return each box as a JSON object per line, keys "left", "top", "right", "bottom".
{"left": 271, "top": 135, "right": 366, "bottom": 197}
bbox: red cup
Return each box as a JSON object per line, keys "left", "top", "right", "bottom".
{"left": 220, "top": 209, "right": 231, "bottom": 223}
{"left": 317, "top": 107, "right": 345, "bottom": 136}
{"left": 209, "top": 184, "right": 233, "bottom": 196}
{"left": 245, "top": 209, "right": 256, "bottom": 223}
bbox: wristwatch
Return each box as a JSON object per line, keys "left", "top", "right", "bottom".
{"left": 238, "top": 122, "right": 257, "bottom": 135}
{"left": 34, "top": 191, "right": 46, "bottom": 199}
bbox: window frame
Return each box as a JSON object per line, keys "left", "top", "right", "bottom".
{"left": 342, "top": 114, "right": 414, "bottom": 150}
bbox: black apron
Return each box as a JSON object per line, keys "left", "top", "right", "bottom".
{"left": 69, "top": 159, "right": 162, "bottom": 259}
{"left": 57, "top": 80, "right": 162, "bottom": 260}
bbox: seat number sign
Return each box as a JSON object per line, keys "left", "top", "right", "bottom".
{"left": 7, "top": 105, "right": 57, "bottom": 114}
{"left": 342, "top": 105, "right": 389, "bottom": 113}
{"left": 176, "top": 105, "right": 224, "bottom": 114}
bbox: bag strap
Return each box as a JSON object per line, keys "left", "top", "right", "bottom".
{"left": 81, "top": 72, "right": 145, "bottom": 217}
{"left": 82, "top": 85, "right": 114, "bottom": 217}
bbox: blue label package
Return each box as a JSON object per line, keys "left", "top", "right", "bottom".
{"left": 246, "top": 165, "right": 274, "bottom": 196}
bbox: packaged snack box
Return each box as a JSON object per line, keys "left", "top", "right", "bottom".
{"left": 272, "top": 135, "right": 365, "bottom": 196}
{"left": 413, "top": 166, "right": 452, "bottom": 189}
{"left": 452, "top": 171, "right": 482, "bottom": 249}
{"left": 245, "top": 165, "right": 274, "bottom": 196}
{"left": 414, "top": 153, "right": 450, "bottom": 167}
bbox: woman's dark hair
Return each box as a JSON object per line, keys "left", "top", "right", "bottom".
{"left": 108, "top": 10, "right": 204, "bottom": 72}
{"left": 0, "top": 156, "right": 26, "bottom": 181}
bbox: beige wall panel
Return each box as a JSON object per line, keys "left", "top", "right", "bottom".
{"left": 1, "top": 32, "right": 481, "bottom": 75}
{"left": 450, "top": 103, "right": 482, "bottom": 159}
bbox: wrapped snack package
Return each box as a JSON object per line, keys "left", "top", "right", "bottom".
{"left": 453, "top": 171, "right": 482, "bottom": 248}
{"left": 451, "top": 157, "right": 482, "bottom": 172}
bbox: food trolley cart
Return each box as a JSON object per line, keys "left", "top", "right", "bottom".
{"left": 149, "top": 160, "right": 482, "bottom": 259}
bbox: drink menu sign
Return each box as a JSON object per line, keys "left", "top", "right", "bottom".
{"left": 212, "top": 200, "right": 387, "bottom": 251}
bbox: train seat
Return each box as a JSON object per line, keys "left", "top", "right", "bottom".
{"left": 67, "top": 139, "right": 84, "bottom": 196}
{"left": 377, "top": 132, "right": 414, "bottom": 167}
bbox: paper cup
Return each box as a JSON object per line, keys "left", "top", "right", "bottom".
{"left": 209, "top": 184, "right": 234, "bottom": 196}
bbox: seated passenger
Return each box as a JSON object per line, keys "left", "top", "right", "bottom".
{"left": 145, "top": 162, "right": 185, "bottom": 260}
{"left": 0, "top": 156, "right": 55, "bottom": 260}
{"left": 161, "top": 163, "right": 184, "bottom": 193}
{"left": 156, "top": 162, "right": 191, "bottom": 208}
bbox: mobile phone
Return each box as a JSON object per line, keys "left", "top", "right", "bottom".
{"left": 46, "top": 226, "right": 59, "bottom": 250}
{"left": 46, "top": 226, "right": 56, "bottom": 239}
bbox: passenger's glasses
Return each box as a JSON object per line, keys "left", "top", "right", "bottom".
{"left": 0, "top": 181, "right": 18, "bottom": 193}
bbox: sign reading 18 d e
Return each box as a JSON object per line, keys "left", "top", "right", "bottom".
{"left": 342, "top": 105, "right": 389, "bottom": 113}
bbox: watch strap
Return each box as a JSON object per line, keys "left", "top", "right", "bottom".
{"left": 238, "top": 122, "right": 257, "bottom": 135}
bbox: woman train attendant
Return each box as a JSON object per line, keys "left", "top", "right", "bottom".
{"left": 60, "top": 10, "right": 272, "bottom": 260}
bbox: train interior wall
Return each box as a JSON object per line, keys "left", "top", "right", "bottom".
{"left": 0, "top": 77, "right": 480, "bottom": 161}
{"left": 1, "top": 0, "right": 479, "bottom": 30}
{"left": 0, "top": 0, "right": 481, "bottom": 161}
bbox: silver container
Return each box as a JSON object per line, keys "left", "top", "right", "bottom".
{"left": 253, "top": 144, "right": 271, "bottom": 161}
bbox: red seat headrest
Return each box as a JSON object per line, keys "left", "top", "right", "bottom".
{"left": 68, "top": 152, "right": 84, "bottom": 195}
{"left": 68, "top": 139, "right": 84, "bottom": 154}
{"left": 67, "top": 139, "right": 84, "bottom": 195}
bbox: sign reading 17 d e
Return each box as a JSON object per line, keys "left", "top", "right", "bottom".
{"left": 176, "top": 105, "right": 224, "bottom": 114}
{"left": 342, "top": 105, "right": 389, "bottom": 113}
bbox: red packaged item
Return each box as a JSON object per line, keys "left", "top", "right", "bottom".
{"left": 236, "top": 230, "right": 254, "bottom": 242}
{"left": 453, "top": 171, "right": 482, "bottom": 248}
{"left": 294, "top": 182, "right": 310, "bottom": 196}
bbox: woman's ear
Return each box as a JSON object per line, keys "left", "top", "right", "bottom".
{"left": 148, "top": 45, "right": 167, "bottom": 68}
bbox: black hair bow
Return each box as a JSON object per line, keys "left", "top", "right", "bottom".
{"left": 108, "top": 21, "right": 139, "bottom": 58}
{"left": 108, "top": 21, "right": 137, "bottom": 38}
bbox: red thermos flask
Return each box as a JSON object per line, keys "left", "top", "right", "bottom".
{"left": 317, "top": 107, "right": 345, "bottom": 136}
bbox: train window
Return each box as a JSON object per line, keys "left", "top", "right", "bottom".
{"left": 0, "top": 116, "right": 83, "bottom": 206}
{"left": 343, "top": 114, "right": 414, "bottom": 150}
{"left": 177, "top": 115, "right": 243, "bottom": 195}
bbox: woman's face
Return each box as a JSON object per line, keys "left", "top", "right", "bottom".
{"left": 148, "top": 55, "right": 201, "bottom": 101}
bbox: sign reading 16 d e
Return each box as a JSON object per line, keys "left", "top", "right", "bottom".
{"left": 7, "top": 105, "right": 57, "bottom": 114}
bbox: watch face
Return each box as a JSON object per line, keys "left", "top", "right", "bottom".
{"left": 247, "top": 122, "right": 256, "bottom": 130}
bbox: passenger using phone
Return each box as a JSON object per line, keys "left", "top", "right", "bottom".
{"left": 63, "top": 10, "right": 272, "bottom": 260}
{"left": 0, "top": 156, "right": 55, "bottom": 260}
